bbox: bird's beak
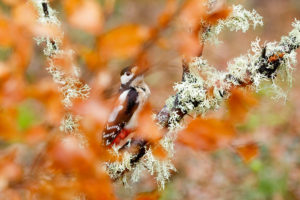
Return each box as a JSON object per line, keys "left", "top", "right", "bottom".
{"left": 131, "top": 66, "right": 138, "bottom": 74}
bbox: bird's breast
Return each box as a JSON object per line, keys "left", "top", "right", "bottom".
{"left": 125, "top": 83, "right": 150, "bottom": 129}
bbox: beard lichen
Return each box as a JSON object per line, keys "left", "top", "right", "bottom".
{"left": 203, "top": 4, "right": 263, "bottom": 44}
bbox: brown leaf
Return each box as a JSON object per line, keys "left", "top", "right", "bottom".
{"left": 178, "top": 118, "right": 236, "bottom": 151}
{"left": 175, "top": 0, "right": 207, "bottom": 58}
{"left": 0, "top": 108, "right": 18, "bottom": 141}
{"left": 179, "top": 0, "right": 206, "bottom": 29}
{"left": 63, "top": 0, "right": 103, "bottom": 35}
{"left": 0, "top": 77, "right": 26, "bottom": 107}
{"left": 204, "top": 0, "right": 232, "bottom": 25}
{"left": 136, "top": 103, "right": 163, "bottom": 143}
{"left": 0, "top": 149, "right": 23, "bottom": 186}
{"left": 0, "top": 189, "right": 22, "bottom": 200}
{"left": 97, "top": 24, "right": 151, "bottom": 63}
{"left": 157, "top": 0, "right": 177, "bottom": 28}
{"left": 24, "top": 126, "right": 47, "bottom": 145}
{"left": 102, "top": 0, "right": 116, "bottom": 17}
{"left": 226, "top": 88, "right": 258, "bottom": 123}
{"left": 175, "top": 30, "right": 203, "bottom": 58}
{"left": 26, "top": 80, "right": 63, "bottom": 125}
{"left": 0, "top": 16, "right": 33, "bottom": 72}
{"left": 233, "top": 142, "right": 259, "bottom": 163}
{"left": 135, "top": 191, "right": 160, "bottom": 200}
{"left": 48, "top": 136, "right": 95, "bottom": 171}
{"left": 1, "top": 0, "right": 24, "bottom": 6}
{"left": 12, "top": 2, "right": 36, "bottom": 28}
{"left": 152, "top": 144, "right": 168, "bottom": 160}
{"left": 79, "top": 174, "right": 117, "bottom": 200}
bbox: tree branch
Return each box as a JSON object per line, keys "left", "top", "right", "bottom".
{"left": 157, "top": 22, "right": 300, "bottom": 128}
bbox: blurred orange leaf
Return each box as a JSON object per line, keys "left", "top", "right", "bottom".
{"left": 152, "top": 144, "right": 168, "bottom": 160}
{"left": 26, "top": 80, "right": 63, "bottom": 125}
{"left": 25, "top": 125, "right": 47, "bottom": 145}
{"left": 178, "top": 118, "right": 236, "bottom": 151}
{"left": 157, "top": 0, "right": 177, "bottom": 28}
{"left": 233, "top": 142, "right": 259, "bottom": 163}
{"left": 0, "top": 16, "right": 33, "bottom": 71}
{"left": 227, "top": 88, "right": 258, "bottom": 123}
{"left": 97, "top": 24, "right": 151, "bottom": 62}
{"left": 79, "top": 174, "right": 117, "bottom": 200}
{"left": 12, "top": 2, "right": 36, "bottom": 28}
{"left": 179, "top": 0, "right": 206, "bottom": 28}
{"left": 48, "top": 136, "right": 94, "bottom": 171}
{"left": 0, "top": 149, "right": 23, "bottom": 187}
{"left": 0, "top": 108, "right": 18, "bottom": 141}
{"left": 204, "top": 0, "right": 232, "bottom": 25}
{"left": 102, "top": 0, "right": 116, "bottom": 17}
{"left": 0, "top": 189, "right": 21, "bottom": 200}
{"left": 135, "top": 191, "right": 160, "bottom": 200}
{"left": 1, "top": 0, "right": 23, "bottom": 6}
{"left": 175, "top": 30, "right": 203, "bottom": 58}
{"left": 0, "top": 77, "right": 25, "bottom": 107}
{"left": 175, "top": 0, "right": 207, "bottom": 58}
{"left": 136, "top": 103, "right": 163, "bottom": 143}
{"left": 63, "top": 0, "right": 103, "bottom": 35}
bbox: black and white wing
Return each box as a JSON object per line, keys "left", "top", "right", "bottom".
{"left": 102, "top": 88, "right": 139, "bottom": 146}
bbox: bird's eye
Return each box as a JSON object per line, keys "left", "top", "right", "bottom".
{"left": 125, "top": 72, "right": 131, "bottom": 76}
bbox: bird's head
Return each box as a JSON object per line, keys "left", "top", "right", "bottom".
{"left": 120, "top": 65, "right": 147, "bottom": 87}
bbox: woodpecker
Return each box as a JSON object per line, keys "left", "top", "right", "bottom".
{"left": 102, "top": 66, "right": 150, "bottom": 148}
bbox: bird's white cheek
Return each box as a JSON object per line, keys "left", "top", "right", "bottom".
{"left": 108, "top": 105, "right": 123, "bottom": 122}
{"left": 121, "top": 74, "right": 133, "bottom": 84}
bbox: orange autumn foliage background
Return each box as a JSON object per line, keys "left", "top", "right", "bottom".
{"left": 0, "top": 0, "right": 300, "bottom": 200}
